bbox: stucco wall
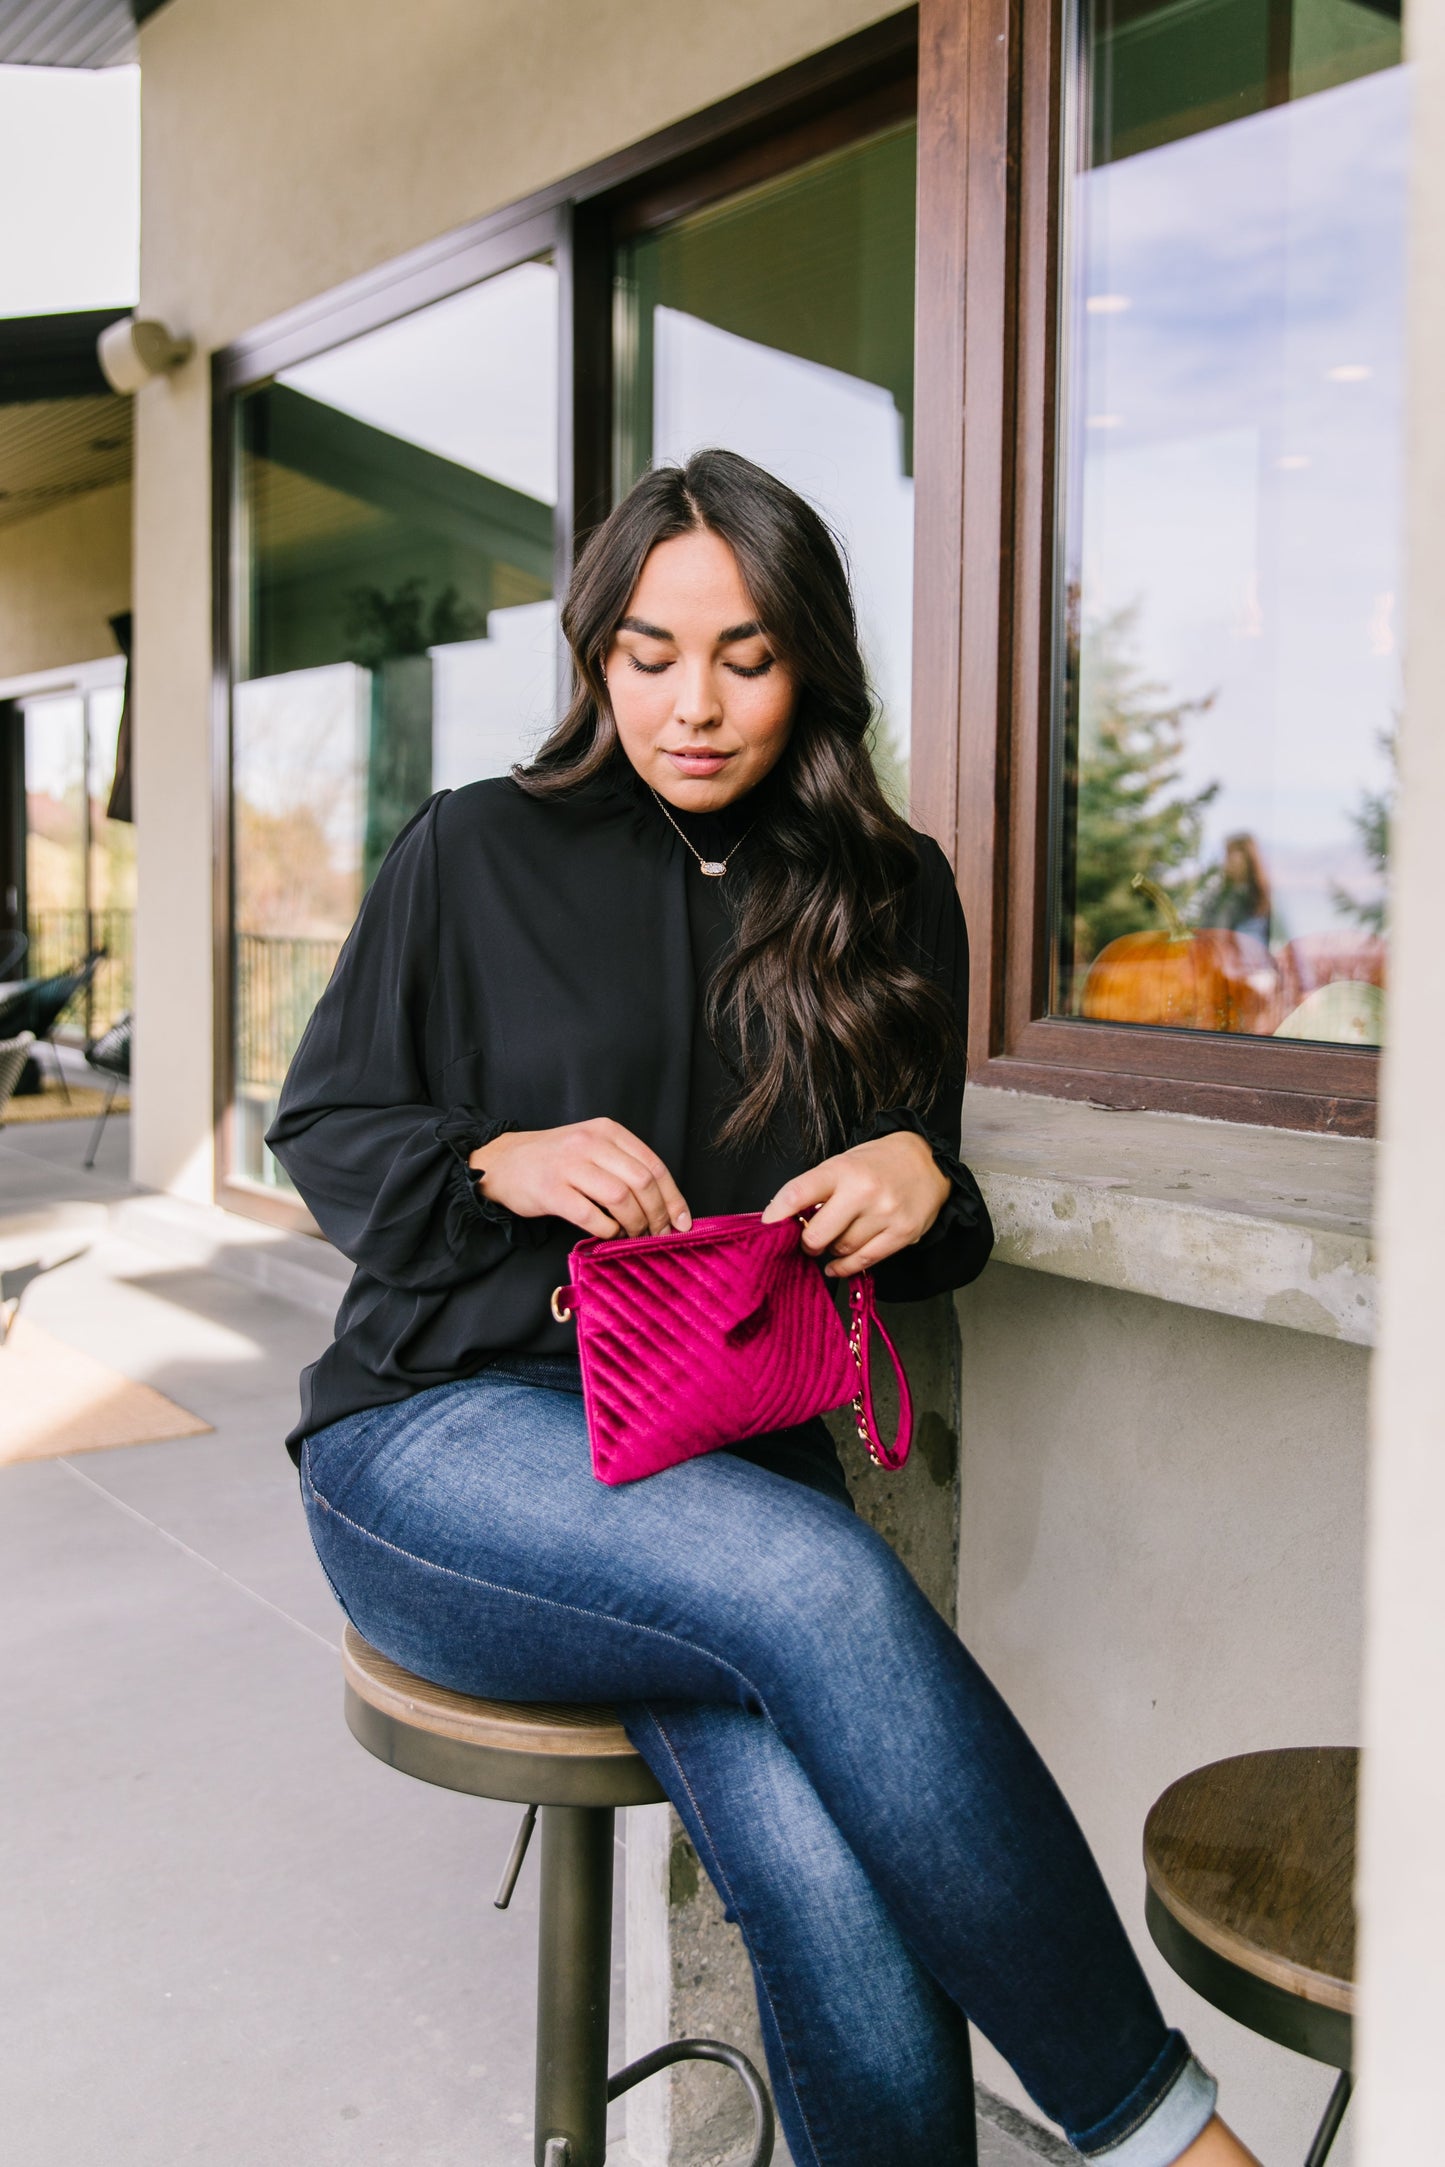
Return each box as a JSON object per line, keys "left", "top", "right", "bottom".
{"left": 956, "top": 1266, "right": 1367, "bottom": 2163}
{"left": 0, "top": 482, "right": 130, "bottom": 682}
{"left": 131, "top": 0, "right": 898, "bottom": 1195}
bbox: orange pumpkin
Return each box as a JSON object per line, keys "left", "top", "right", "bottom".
{"left": 1080, "top": 876, "right": 1282, "bottom": 1035}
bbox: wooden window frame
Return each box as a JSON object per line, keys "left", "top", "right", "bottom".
{"left": 209, "top": 11, "right": 920, "bottom": 1229}
{"left": 914, "top": 0, "right": 1379, "bottom": 1135}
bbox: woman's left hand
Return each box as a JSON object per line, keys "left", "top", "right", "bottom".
{"left": 760, "top": 1130, "right": 951, "bottom": 1277}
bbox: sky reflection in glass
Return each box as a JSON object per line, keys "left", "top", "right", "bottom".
{"left": 1057, "top": 39, "right": 1406, "bottom": 1045}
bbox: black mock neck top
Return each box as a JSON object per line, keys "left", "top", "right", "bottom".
{"left": 267, "top": 758, "right": 992, "bottom": 1455}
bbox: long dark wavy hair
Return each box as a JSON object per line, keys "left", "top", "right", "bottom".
{"left": 515, "top": 449, "right": 965, "bottom": 1157}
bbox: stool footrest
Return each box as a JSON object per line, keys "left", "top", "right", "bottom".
{"left": 607, "top": 2038, "right": 774, "bottom": 2167}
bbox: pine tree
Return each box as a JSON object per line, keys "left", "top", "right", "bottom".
{"left": 1059, "top": 589, "right": 1218, "bottom": 1001}
{"left": 1331, "top": 724, "right": 1394, "bottom": 936}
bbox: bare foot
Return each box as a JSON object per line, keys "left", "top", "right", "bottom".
{"left": 1174, "top": 2118, "right": 1263, "bottom": 2167}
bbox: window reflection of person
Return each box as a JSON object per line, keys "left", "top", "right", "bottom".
{"left": 273, "top": 452, "right": 1257, "bottom": 2167}
{"left": 1201, "top": 831, "right": 1274, "bottom": 946}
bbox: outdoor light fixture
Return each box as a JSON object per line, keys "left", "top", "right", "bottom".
{"left": 97, "top": 315, "right": 194, "bottom": 394}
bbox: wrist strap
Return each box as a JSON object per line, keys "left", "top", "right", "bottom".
{"left": 846, "top": 1275, "right": 912, "bottom": 1470}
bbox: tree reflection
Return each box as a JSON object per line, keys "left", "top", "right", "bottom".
{"left": 1058, "top": 586, "right": 1218, "bottom": 1009}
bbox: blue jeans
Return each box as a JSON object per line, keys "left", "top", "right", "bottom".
{"left": 300, "top": 1360, "right": 1217, "bottom": 2167}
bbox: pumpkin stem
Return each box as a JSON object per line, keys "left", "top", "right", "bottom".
{"left": 1131, "top": 871, "right": 1188, "bottom": 941}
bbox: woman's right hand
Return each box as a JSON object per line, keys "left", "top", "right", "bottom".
{"left": 468, "top": 1119, "right": 692, "bottom": 1239}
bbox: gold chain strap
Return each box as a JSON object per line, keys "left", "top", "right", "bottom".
{"left": 847, "top": 1303, "right": 888, "bottom": 1466}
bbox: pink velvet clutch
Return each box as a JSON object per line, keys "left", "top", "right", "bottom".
{"left": 550, "top": 1210, "right": 911, "bottom": 1485}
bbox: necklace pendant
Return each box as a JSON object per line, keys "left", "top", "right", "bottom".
{"left": 699, "top": 860, "right": 728, "bottom": 878}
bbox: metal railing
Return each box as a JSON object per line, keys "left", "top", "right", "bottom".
{"left": 235, "top": 932, "right": 343, "bottom": 1088}
{"left": 17, "top": 919, "right": 344, "bottom": 1093}
{"left": 25, "top": 909, "right": 134, "bottom": 1039}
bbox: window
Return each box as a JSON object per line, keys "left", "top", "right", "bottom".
{"left": 945, "top": 0, "right": 1403, "bottom": 1130}
{"left": 1052, "top": 0, "right": 1403, "bottom": 1051}
{"left": 226, "top": 255, "right": 561, "bottom": 1192}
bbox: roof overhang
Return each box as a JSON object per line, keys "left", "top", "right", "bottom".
{"left": 0, "top": 308, "right": 128, "bottom": 401}
{"left": 0, "top": 0, "right": 172, "bottom": 70}
{"left": 0, "top": 310, "right": 133, "bottom": 528}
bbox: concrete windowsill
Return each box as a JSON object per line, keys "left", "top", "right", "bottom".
{"left": 114, "top": 1095, "right": 1378, "bottom": 1350}
{"left": 960, "top": 1088, "right": 1376, "bottom": 1346}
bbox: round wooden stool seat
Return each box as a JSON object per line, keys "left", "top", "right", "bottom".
{"left": 1144, "top": 1746, "right": 1356, "bottom": 2073}
{"left": 341, "top": 1624, "right": 666, "bottom": 1809}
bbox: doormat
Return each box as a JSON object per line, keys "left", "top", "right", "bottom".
{"left": 1, "top": 1083, "right": 128, "bottom": 1126}
{"left": 0, "top": 1317, "right": 211, "bottom": 1464}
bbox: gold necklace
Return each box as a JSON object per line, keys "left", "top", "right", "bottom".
{"left": 648, "top": 785, "right": 756, "bottom": 878}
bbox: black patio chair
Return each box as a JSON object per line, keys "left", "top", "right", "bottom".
{"left": 0, "top": 930, "right": 28, "bottom": 980}
{"left": 0, "top": 949, "right": 107, "bottom": 1103}
{"left": 83, "top": 1011, "right": 131, "bottom": 1169}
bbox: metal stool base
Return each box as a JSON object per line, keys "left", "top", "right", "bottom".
{"left": 524, "top": 1803, "right": 773, "bottom": 2167}
{"left": 1145, "top": 1888, "right": 1353, "bottom": 2167}
{"left": 540, "top": 2039, "right": 775, "bottom": 2167}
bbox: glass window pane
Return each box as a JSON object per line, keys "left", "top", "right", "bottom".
{"left": 86, "top": 685, "right": 133, "bottom": 1037}
{"left": 1051, "top": 0, "right": 1404, "bottom": 1049}
{"left": 230, "top": 257, "right": 560, "bottom": 1188}
{"left": 615, "top": 122, "right": 917, "bottom": 812}
{"left": 23, "top": 692, "right": 87, "bottom": 983}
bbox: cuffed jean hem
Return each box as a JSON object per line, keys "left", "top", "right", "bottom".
{"left": 1078, "top": 2046, "right": 1218, "bottom": 2166}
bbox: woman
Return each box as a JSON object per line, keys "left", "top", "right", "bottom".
{"left": 1200, "top": 833, "right": 1274, "bottom": 947}
{"left": 271, "top": 451, "right": 1259, "bottom": 2167}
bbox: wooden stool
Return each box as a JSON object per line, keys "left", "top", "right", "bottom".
{"left": 1144, "top": 1748, "right": 1356, "bottom": 2167}
{"left": 341, "top": 1624, "right": 774, "bottom": 2167}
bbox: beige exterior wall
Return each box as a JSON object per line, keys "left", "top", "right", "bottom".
{"left": 0, "top": 482, "right": 130, "bottom": 682}
{"left": 132, "top": 0, "right": 896, "bottom": 1195}
{"left": 956, "top": 1269, "right": 1367, "bottom": 2161}
{"left": 1356, "top": 0, "right": 1445, "bottom": 2153}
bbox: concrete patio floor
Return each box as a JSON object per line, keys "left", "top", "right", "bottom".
{"left": 0, "top": 1112, "right": 1053, "bottom": 2167}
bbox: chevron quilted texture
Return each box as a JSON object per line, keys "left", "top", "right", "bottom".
{"left": 566, "top": 1213, "right": 858, "bottom": 1483}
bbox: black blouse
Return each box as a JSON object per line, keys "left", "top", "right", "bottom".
{"left": 267, "top": 759, "right": 993, "bottom": 1455}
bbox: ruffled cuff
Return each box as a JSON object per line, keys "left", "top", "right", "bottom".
{"left": 847, "top": 1106, "right": 992, "bottom": 1257}
{"left": 436, "top": 1106, "right": 551, "bottom": 1253}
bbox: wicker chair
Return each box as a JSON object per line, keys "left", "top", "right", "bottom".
{"left": 0, "top": 949, "right": 107, "bottom": 1102}
{"left": 0, "top": 1031, "right": 36, "bottom": 1126}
